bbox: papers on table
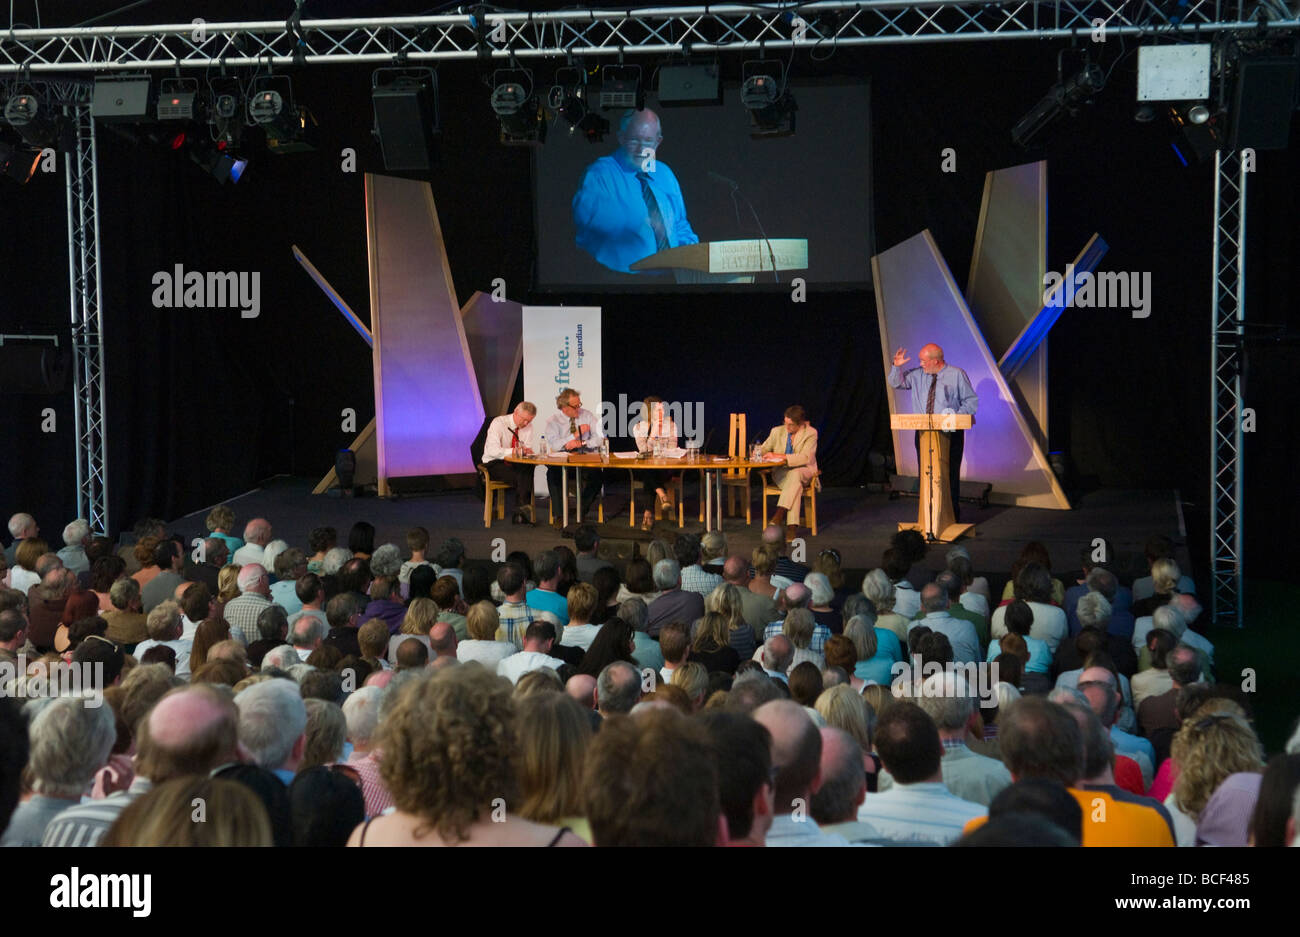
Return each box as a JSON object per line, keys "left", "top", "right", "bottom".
{"left": 613, "top": 452, "right": 640, "bottom": 460}
{"left": 662, "top": 448, "right": 687, "bottom": 459}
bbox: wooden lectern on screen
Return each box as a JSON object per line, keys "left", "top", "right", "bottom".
{"left": 629, "top": 238, "right": 808, "bottom": 284}
{"left": 892, "top": 413, "right": 975, "bottom": 543}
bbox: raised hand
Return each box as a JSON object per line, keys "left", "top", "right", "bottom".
{"left": 893, "top": 347, "right": 910, "bottom": 367}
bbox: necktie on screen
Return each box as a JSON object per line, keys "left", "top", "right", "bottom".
{"left": 569, "top": 417, "right": 578, "bottom": 438}
{"left": 638, "top": 172, "right": 670, "bottom": 252}
{"left": 786, "top": 433, "right": 794, "bottom": 455}
{"left": 926, "top": 374, "right": 937, "bottom": 415}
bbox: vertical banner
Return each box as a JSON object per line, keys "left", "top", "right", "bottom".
{"left": 522, "top": 306, "right": 602, "bottom": 498}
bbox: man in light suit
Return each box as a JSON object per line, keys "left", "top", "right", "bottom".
{"left": 759, "top": 405, "right": 818, "bottom": 541}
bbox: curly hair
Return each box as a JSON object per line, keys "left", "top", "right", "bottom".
{"left": 377, "top": 665, "right": 519, "bottom": 844}
{"left": 1171, "top": 710, "right": 1264, "bottom": 820}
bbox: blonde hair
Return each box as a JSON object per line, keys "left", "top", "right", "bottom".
{"left": 861, "top": 684, "right": 895, "bottom": 727}
{"left": 206, "top": 505, "right": 235, "bottom": 533}
{"left": 704, "top": 583, "right": 746, "bottom": 632}
{"left": 1170, "top": 710, "right": 1263, "bottom": 820}
{"left": 102, "top": 776, "right": 272, "bottom": 846}
{"left": 566, "top": 582, "right": 599, "bottom": 624}
{"left": 217, "top": 565, "right": 242, "bottom": 604}
{"left": 692, "top": 611, "right": 731, "bottom": 654}
{"left": 816, "top": 684, "right": 874, "bottom": 752}
{"left": 513, "top": 692, "right": 592, "bottom": 823}
{"left": 466, "top": 600, "right": 500, "bottom": 641}
{"left": 782, "top": 608, "right": 815, "bottom": 649}
{"left": 751, "top": 544, "right": 778, "bottom": 577}
{"left": 402, "top": 597, "right": 439, "bottom": 636}
{"left": 1151, "top": 558, "right": 1181, "bottom": 595}
{"left": 670, "top": 661, "right": 709, "bottom": 709}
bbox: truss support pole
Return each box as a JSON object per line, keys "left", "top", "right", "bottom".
{"left": 65, "top": 102, "right": 109, "bottom": 535}
{"left": 1210, "top": 149, "right": 1245, "bottom": 628}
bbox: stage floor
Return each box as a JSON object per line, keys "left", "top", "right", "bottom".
{"left": 171, "top": 476, "right": 1192, "bottom": 596}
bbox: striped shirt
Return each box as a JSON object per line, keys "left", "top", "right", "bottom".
{"left": 764, "top": 620, "right": 831, "bottom": 654}
{"left": 496, "top": 601, "right": 556, "bottom": 650}
{"left": 345, "top": 751, "right": 393, "bottom": 819}
{"left": 680, "top": 565, "right": 723, "bottom": 597}
{"left": 855, "top": 781, "right": 987, "bottom": 845}
{"left": 223, "top": 592, "right": 274, "bottom": 645}
{"left": 41, "top": 778, "right": 153, "bottom": 847}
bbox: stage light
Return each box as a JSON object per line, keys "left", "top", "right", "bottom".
{"left": 3, "top": 94, "right": 60, "bottom": 150}
{"left": 1011, "top": 60, "right": 1104, "bottom": 148}
{"left": 548, "top": 66, "right": 608, "bottom": 143}
{"left": 741, "top": 60, "right": 797, "bottom": 138}
{"left": 491, "top": 69, "right": 546, "bottom": 146}
{"left": 248, "top": 78, "right": 316, "bottom": 153}
{"left": 597, "top": 64, "right": 643, "bottom": 111}
{"left": 188, "top": 138, "right": 249, "bottom": 183}
{"left": 1134, "top": 103, "right": 1159, "bottom": 123}
{"left": 372, "top": 68, "right": 440, "bottom": 171}
{"left": 0, "top": 140, "right": 40, "bottom": 184}
{"left": 1168, "top": 103, "right": 1220, "bottom": 163}
{"left": 157, "top": 78, "right": 197, "bottom": 121}
{"left": 1185, "top": 103, "right": 1211, "bottom": 124}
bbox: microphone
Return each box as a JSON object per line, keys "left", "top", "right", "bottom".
{"left": 707, "top": 170, "right": 740, "bottom": 190}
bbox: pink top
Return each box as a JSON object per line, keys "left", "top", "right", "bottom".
{"left": 1148, "top": 759, "right": 1179, "bottom": 802}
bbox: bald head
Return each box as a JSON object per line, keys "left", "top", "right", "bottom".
{"left": 762, "top": 634, "right": 794, "bottom": 674}
{"left": 761, "top": 525, "right": 784, "bottom": 547}
{"left": 919, "top": 343, "right": 946, "bottom": 374}
{"left": 1078, "top": 666, "right": 1120, "bottom": 727}
{"left": 138, "top": 685, "right": 240, "bottom": 782}
{"left": 566, "top": 673, "right": 598, "bottom": 710}
{"left": 782, "top": 582, "right": 810, "bottom": 609}
{"left": 753, "top": 700, "right": 822, "bottom": 813}
{"left": 429, "top": 621, "right": 457, "bottom": 657}
{"left": 617, "top": 108, "right": 662, "bottom": 167}
{"left": 237, "top": 564, "right": 269, "bottom": 595}
{"left": 722, "top": 555, "right": 750, "bottom": 585}
{"left": 243, "top": 518, "right": 272, "bottom": 545}
{"left": 813, "top": 726, "right": 867, "bottom": 825}
{"left": 920, "top": 582, "right": 950, "bottom": 613}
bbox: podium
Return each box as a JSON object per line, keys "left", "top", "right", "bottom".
{"left": 629, "top": 238, "right": 808, "bottom": 284}
{"left": 891, "top": 413, "right": 975, "bottom": 543}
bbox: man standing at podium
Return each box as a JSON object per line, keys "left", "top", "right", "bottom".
{"left": 572, "top": 108, "right": 699, "bottom": 274}
{"left": 889, "top": 344, "right": 978, "bottom": 521}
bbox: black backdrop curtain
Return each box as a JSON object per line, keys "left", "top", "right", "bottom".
{"left": 2, "top": 14, "right": 1297, "bottom": 579}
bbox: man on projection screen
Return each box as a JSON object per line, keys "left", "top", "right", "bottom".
{"left": 572, "top": 108, "right": 699, "bottom": 273}
{"left": 889, "top": 344, "right": 979, "bottom": 522}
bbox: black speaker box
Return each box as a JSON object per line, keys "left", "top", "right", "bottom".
{"left": 1231, "top": 56, "right": 1300, "bottom": 151}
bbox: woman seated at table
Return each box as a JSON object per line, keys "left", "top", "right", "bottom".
{"left": 631, "top": 396, "right": 681, "bottom": 530}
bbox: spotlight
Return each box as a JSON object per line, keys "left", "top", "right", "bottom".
{"left": 597, "top": 64, "right": 643, "bottom": 111}
{"left": 248, "top": 78, "right": 315, "bottom": 153}
{"left": 1168, "top": 104, "right": 1221, "bottom": 163}
{"left": 0, "top": 140, "right": 40, "bottom": 184}
{"left": 1011, "top": 60, "right": 1105, "bottom": 148}
{"left": 188, "top": 138, "right": 249, "bottom": 183}
{"left": 3, "top": 94, "right": 60, "bottom": 150}
{"left": 741, "top": 60, "right": 797, "bottom": 138}
{"left": 157, "top": 78, "right": 198, "bottom": 121}
{"left": 549, "top": 66, "right": 608, "bottom": 143}
{"left": 491, "top": 69, "right": 546, "bottom": 146}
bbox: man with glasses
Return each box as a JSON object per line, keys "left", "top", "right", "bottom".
{"left": 572, "top": 107, "right": 699, "bottom": 274}
{"left": 544, "top": 388, "right": 605, "bottom": 527}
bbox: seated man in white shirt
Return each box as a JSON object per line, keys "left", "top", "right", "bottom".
{"left": 855, "top": 701, "right": 987, "bottom": 844}
{"left": 132, "top": 600, "right": 194, "bottom": 678}
{"left": 291, "top": 615, "right": 325, "bottom": 662}
{"left": 907, "top": 583, "right": 981, "bottom": 665}
{"left": 232, "top": 517, "right": 273, "bottom": 567}
{"left": 497, "top": 621, "right": 568, "bottom": 684}
{"left": 543, "top": 388, "right": 605, "bottom": 525}
{"left": 481, "top": 402, "right": 539, "bottom": 525}
{"left": 752, "top": 700, "right": 850, "bottom": 846}
{"left": 911, "top": 672, "right": 1012, "bottom": 807}
{"left": 810, "top": 727, "right": 884, "bottom": 844}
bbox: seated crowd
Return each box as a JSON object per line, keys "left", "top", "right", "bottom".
{"left": 2, "top": 510, "right": 1296, "bottom": 848}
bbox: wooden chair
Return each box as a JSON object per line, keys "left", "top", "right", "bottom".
{"left": 718, "top": 412, "right": 752, "bottom": 524}
{"left": 477, "top": 465, "right": 535, "bottom": 529}
{"left": 760, "top": 469, "right": 821, "bottom": 537}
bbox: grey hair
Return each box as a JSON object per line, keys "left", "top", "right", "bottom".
{"left": 1047, "top": 687, "right": 1090, "bottom": 708}
{"left": 1152, "top": 604, "right": 1187, "bottom": 639}
{"left": 8, "top": 512, "right": 34, "bottom": 538}
{"left": 109, "top": 576, "right": 140, "bottom": 610}
{"left": 861, "top": 569, "right": 895, "bottom": 614}
{"left": 841, "top": 593, "right": 873, "bottom": 624}
{"left": 782, "top": 608, "right": 815, "bottom": 649}
{"left": 145, "top": 600, "right": 183, "bottom": 641}
{"left": 915, "top": 671, "right": 974, "bottom": 730}
{"left": 62, "top": 518, "right": 90, "bottom": 547}
{"left": 761, "top": 636, "right": 794, "bottom": 673}
{"left": 1085, "top": 566, "right": 1118, "bottom": 601}
{"left": 291, "top": 615, "right": 326, "bottom": 648}
{"left": 377, "top": 669, "right": 425, "bottom": 723}
{"left": 1077, "top": 672, "right": 1119, "bottom": 727}
{"left": 261, "top": 645, "right": 300, "bottom": 672}
{"left": 260, "top": 540, "right": 289, "bottom": 577}
{"left": 809, "top": 727, "right": 866, "bottom": 825}
{"left": 235, "top": 677, "right": 308, "bottom": 770}
{"left": 534, "top": 549, "right": 560, "bottom": 582}
{"left": 28, "top": 695, "right": 117, "bottom": 798}
{"left": 597, "top": 660, "right": 643, "bottom": 715}
{"left": 321, "top": 546, "right": 352, "bottom": 575}
{"left": 370, "top": 543, "right": 403, "bottom": 578}
{"left": 1075, "top": 591, "right": 1112, "bottom": 630}
{"left": 843, "top": 615, "right": 876, "bottom": 662}
{"left": 286, "top": 663, "right": 316, "bottom": 684}
{"left": 994, "top": 682, "right": 1021, "bottom": 710}
{"left": 342, "top": 685, "right": 386, "bottom": 743}
{"left": 302, "top": 698, "right": 347, "bottom": 766}
{"left": 804, "top": 572, "right": 834, "bottom": 607}
{"left": 616, "top": 597, "right": 648, "bottom": 632}
{"left": 652, "top": 558, "right": 680, "bottom": 590}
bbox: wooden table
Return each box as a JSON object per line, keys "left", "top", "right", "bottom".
{"left": 506, "top": 454, "right": 785, "bottom": 531}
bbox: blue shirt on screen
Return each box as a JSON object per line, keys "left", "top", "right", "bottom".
{"left": 572, "top": 155, "right": 698, "bottom": 273}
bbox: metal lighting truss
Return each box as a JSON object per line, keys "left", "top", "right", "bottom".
{"left": 1, "top": 3, "right": 1298, "bottom": 72}
{"left": 1210, "top": 150, "right": 1246, "bottom": 628}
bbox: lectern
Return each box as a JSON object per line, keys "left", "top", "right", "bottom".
{"left": 629, "top": 239, "right": 808, "bottom": 284}
{"left": 891, "top": 413, "right": 975, "bottom": 542}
